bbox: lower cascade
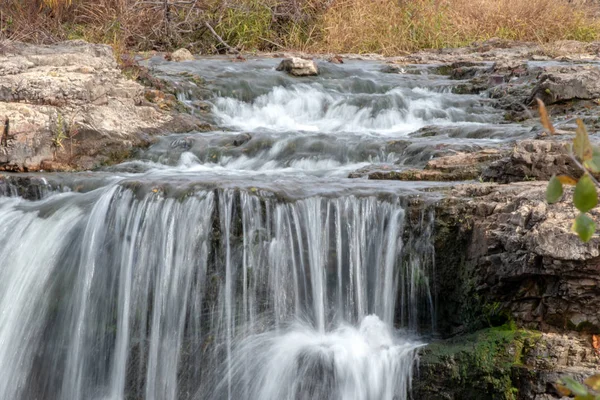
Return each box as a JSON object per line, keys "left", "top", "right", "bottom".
{"left": 0, "top": 183, "right": 434, "bottom": 400}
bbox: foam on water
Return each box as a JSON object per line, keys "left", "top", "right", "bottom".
{"left": 214, "top": 315, "right": 422, "bottom": 400}
{"left": 212, "top": 84, "right": 496, "bottom": 135}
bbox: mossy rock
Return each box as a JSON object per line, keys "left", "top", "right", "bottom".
{"left": 413, "top": 325, "right": 542, "bottom": 400}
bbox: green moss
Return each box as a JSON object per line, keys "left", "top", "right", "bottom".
{"left": 418, "top": 326, "right": 542, "bottom": 399}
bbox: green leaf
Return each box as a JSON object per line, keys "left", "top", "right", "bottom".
{"left": 574, "top": 174, "right": 598, "bottom": 213}
{"left": 563, "top": 376, "right": 590, "bottom": 396}
{"left": 584, "top": 146, "right": 600, "bottom": 173}
{"left": 574, "top": 119, "right": 593, "bottom": 161}
{"left": 572, "top": 213, "right": 596, "bottom": 243}
{"left": 546, "top": 175, "right": 563, "bottom": 203}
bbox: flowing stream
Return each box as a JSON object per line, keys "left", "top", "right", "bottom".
{"left": 0, "top": 57, "right": 532, "bottom": 400}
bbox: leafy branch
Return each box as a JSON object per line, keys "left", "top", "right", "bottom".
{"left": 542, "top": 100, "right": 599, "bottom": 242}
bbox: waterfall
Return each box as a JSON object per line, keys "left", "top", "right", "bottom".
{"left": 0, "top": 183, "right": 434, "bottom": 400}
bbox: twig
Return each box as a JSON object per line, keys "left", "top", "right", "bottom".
{"left": 204, "top": 21, "right": 239, "bottom": 54}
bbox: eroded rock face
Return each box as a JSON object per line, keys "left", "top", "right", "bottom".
{"left": 276, "top": 57, "right": 319, "bottom": 76}
{"left": 0, "top": 40, "right": 205, "bottom": 171}
{"left": 435, "top": 181, "right": 600, "bottom": 334}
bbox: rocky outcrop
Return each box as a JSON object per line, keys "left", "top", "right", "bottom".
{"left": 352, "top": 148, "right": 503, "bottom": 181}
{"left": 0, "top": 40, "right": 207, "bottom": 171}
{"left": 392, "top": 38, "right": 600, "bottom": 65}
{"left": 482, "top": 140, "right": 579, "bottom": 183}
{"left": 276, "top": 57, "right": 319, "bottom": 76}
{"left": 417, "top": 178, "right": 600, "bottom": 399}
{"left": 349, "top": 139, "right": 577, "bottom": 183}
{"left": 435, "top": 181, "right": 600, "bottom": 334}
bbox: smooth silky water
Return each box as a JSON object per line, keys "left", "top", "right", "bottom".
{"left": 0, "top": 57, "right": 533, "bottom": 400}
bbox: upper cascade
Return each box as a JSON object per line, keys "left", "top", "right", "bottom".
{"left": 212, "top": 83, "right": 498, "bottom": 134}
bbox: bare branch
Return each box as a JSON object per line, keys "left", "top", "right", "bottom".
{"left": 204, "top": 21, "right": 239, "bottom": 54}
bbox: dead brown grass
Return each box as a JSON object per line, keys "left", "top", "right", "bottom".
{"left": 316, "top": 0, "right": 600, "bottom": 55}
{"left": 446, "top": 0, "right": 599, "bottom": 42}
{"left": 1, "top": 0, "right": 599, "bottom": 55}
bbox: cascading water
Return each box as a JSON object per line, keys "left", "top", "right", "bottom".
{"left": 0, "top": 184, "right": 433, "bottom": 400}
{"left": 0, "top": 56, "right": 530, "bottom": 400}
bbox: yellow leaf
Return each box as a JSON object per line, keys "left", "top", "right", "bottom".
{"left": 536, "top": 98, "right": 555, "bottom": 135}
{"left": 584, "top": 374, "right": 600, "bottom": 390}
{"left": 555, "top": 384, "right": 571, "bottom": 396}
{"left": 574, "top": 119, "right": 593, "bottom": 161}
{"left": 557, "top": 175, "right": 578, "bottom": 186}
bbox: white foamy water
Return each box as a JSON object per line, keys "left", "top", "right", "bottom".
{"left": 213, "top": 84, "right": 494, "bottom": 134}
{"left": 216, "top": 315, "right": 422, "bottom": 400}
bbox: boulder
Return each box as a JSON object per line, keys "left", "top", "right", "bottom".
{"left": 424, "top": 180, "right": 600, "bottom": 398}
{"left": 170, "top": 48, "right": 194, "bottom": 62}
{"left": 276, "top": 57, "right": 318, "bottom": 76}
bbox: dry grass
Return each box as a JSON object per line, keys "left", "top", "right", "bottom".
{"left": 317, "top": 0, "right": 600, "bottom": 55}
{"left": 447, "top": 0, "right": 599, "bottom": 43}
{"left": 1, "top": 0, "right": 599, "bottom": 55}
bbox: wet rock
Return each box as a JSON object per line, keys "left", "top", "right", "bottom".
{"left": 351, "top": 149, "right": 503, "bottom": 181}
{"left": 366, "top": 168, "right": 479, "bottom": 181}
{"left": 380, "top": 64, "right": 406, "bottom": 74}
{"left": 231, "top": 133, "right": 252, "bottom": 147}
{"left": 276, "top": 57, "right": 319, "bottom": 76}
{"left": 170, "top": 48, "right": 194, "bottom": 62}
{"left": 0, "top": 40, "right": 207, "bottom": 171}
{"left": 530, "top": 65, "right": 600, "bottom": 105}
{"left": 448, "top": 61, "right": 487, "bottom": 80}
{"left": 492, "top": 60, "right": 529, "bottom": 77}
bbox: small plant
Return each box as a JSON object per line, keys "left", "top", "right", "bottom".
{"left": 52, "top": 113, "right": 67, "bottom": 151}
{"left": 65, "top": 113, "right": 80, "bottom": 159}
{"left": 52, "top": 112, "right": 80, "bottom": 160}
{"left": 542, "top": 100, "right": 600, "bottom": 242}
